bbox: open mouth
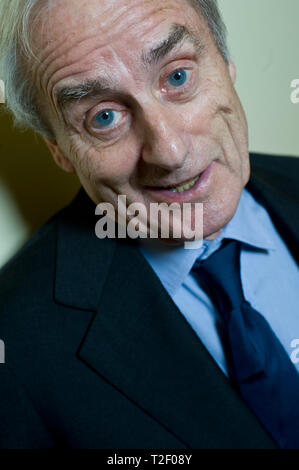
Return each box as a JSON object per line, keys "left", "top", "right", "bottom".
{"left": 144, "top": 162, "right": 215, "bottom": 199}
{"left": 150, "top": 173, "right": 202, "bottom": 193}
{"left": 165, "top": 174, "right": 201, "bottom": 193}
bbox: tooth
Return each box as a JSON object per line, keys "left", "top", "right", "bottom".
{"left": 168, "top": 174, "right": 200, "bottom": 193}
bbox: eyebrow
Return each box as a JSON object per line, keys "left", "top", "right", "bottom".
{"left": 55, "top": 24, "right": 203, "bottom": 111}
{"left": 142, "top": 24, "right": 203, "bottom": 66}
{"left": 56, "top": 80, "right": 113, "bottom": 110}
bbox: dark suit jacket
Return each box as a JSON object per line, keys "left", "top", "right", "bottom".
{"left": 0, "top": 153, "right": 298, "bottom": 449}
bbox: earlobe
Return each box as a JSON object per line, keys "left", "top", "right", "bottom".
{"left": 43, "top": 138, "right": 75, "bottom": 173}
{"left": 228, "top": 60, "right": 237, "bottom": 84}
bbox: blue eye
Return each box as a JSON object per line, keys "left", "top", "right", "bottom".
{"left": 168, "top": 69, "right": 188, "bottom": 87}
{"left": 95, "top": 110, "right": 116, "bottom": 127}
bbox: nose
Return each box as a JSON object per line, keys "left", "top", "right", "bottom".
{"left": 140, "top": 105, "right": 188, "bottom": 171}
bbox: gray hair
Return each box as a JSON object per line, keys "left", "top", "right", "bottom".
{"left": 0, "top": 0, "right": 229, "bottom": 140}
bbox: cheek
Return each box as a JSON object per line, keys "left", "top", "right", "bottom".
{"left": 181, "top": 81, "right": 231, "bottom": 138}
{"left": 64, "top": 134, "right": 141, "bottom": 186}
{"left": 190, "top": 83, "right": 248, "bottom": 156}
{"left": 181, "top": 99, "right": 214, "bottom": 136}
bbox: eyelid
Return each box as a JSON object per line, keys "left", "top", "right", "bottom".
{"left": 159, "top": 57, "right": 195, "bottom": 82}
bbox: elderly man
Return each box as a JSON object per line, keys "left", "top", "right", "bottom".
{"left": 0, "top": 0, "right": 298, "bottom": 449}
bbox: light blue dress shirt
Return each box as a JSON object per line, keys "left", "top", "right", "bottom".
{"left": 139, "top": 189, "right": 299, "bottom": 376}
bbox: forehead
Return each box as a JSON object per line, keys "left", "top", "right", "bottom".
{"left": 34, "top": 0, "right": 205, "bottom": 58}
{"left": 32, "top": 0, "right": 214, "bottom": 113}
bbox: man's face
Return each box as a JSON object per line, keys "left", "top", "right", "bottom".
{"left": 35, "top": 0, "right": 250, "bottom": 242}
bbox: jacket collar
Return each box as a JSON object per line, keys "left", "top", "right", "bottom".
{"left": 247, "top": 153, "right": 299, "bottom": 265}
{"left": 54, "top": 189, "right": 117, "bottom": 310}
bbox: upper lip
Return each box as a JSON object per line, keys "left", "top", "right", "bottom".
{"left": 144, "top": 169, "right": 206, "bottom": 189}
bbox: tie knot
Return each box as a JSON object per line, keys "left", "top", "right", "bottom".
{"left": 192, "top": 239, "right": 244, "bottom": 314}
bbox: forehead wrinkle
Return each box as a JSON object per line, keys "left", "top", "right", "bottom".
{"left": 38, "top": 29, "right": 110, "bottom": 74}
{"left": 47, "top": 22, "right": 202, "bottom": 101}
{"left": 36, "top": 2, "right": 195, "bottom": 83}
{"left": 39, "top": 40, "right": 115, "bottom": 118}
{"left": 38, "top": 19, "right": 148, "bottom": 110}
{"left": 37, "top": 32, "right": 109, "bottom": 98}
{"left": 35, "top": 1, "right": 194, "bottom": 81}
{"left": 36, "top": 1, "right": 168, "bottom": 68}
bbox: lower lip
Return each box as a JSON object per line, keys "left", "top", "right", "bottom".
{"left": 145, "top": 161, "right": 215, "bottom": 202}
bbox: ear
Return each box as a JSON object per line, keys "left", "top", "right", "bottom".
{"left": 228, "top": 59, "right": 236, "bottom": 84}
{"left": 43, "top": 138, "right": 75, "bottom": 173}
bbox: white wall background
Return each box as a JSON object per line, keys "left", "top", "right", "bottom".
{"left": 0, "top": 0, "right": 298, "bottom": 268}
{"left": 219, "top": 0, "right": 299, "bottom": 156}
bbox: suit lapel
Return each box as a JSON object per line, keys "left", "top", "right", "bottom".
{"left": 248, "top": 154, "right": 299, "bottom": 264}
{"left": 54, "top": 190, "right": 116, "bottom": 310}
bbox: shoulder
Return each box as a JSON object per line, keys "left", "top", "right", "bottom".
{"left": 0, "top": 188, "right": 92, "bottom": 306}
{"left": 250, "top": 152, "right": 299, "bottom": 199}
{"left": 250, "top": 152, "right": 299, "bottom": 181}
{"left": 0, "top": 209, "right": 62, "bottom": 374}
{"left": 0, "top": 215, "right": 58, "bottom": 310}
{"left": 0, "top": 193, "right": 94, "bottom": 448}
{"left": 0, "top": 190, "right": 98, "bottom": 394}
{"left": 0, "top": 188, "right": 110, "bottom": 337}
{"left": 0, "top": 191, "right": 81, "bottom": 342}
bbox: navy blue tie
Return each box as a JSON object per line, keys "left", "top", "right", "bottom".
{"left": 192, "top": 239, "right": 299, "bottom": 449}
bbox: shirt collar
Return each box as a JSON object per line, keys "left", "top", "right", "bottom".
{"left": 221, "top": 188, "right": 276, "bottom": 251}
{"left": 139, "top": 189, "right": 276, "bottom": 297}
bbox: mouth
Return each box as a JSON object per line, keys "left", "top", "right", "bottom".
{"left": 147, "top": 172, "right": 202, "bottom": 193}
{"left": 162, "top": 174, "right": 201, "bottom": 193}
{"left": 144, "top": 162, "right": 215, "bottom": 201}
